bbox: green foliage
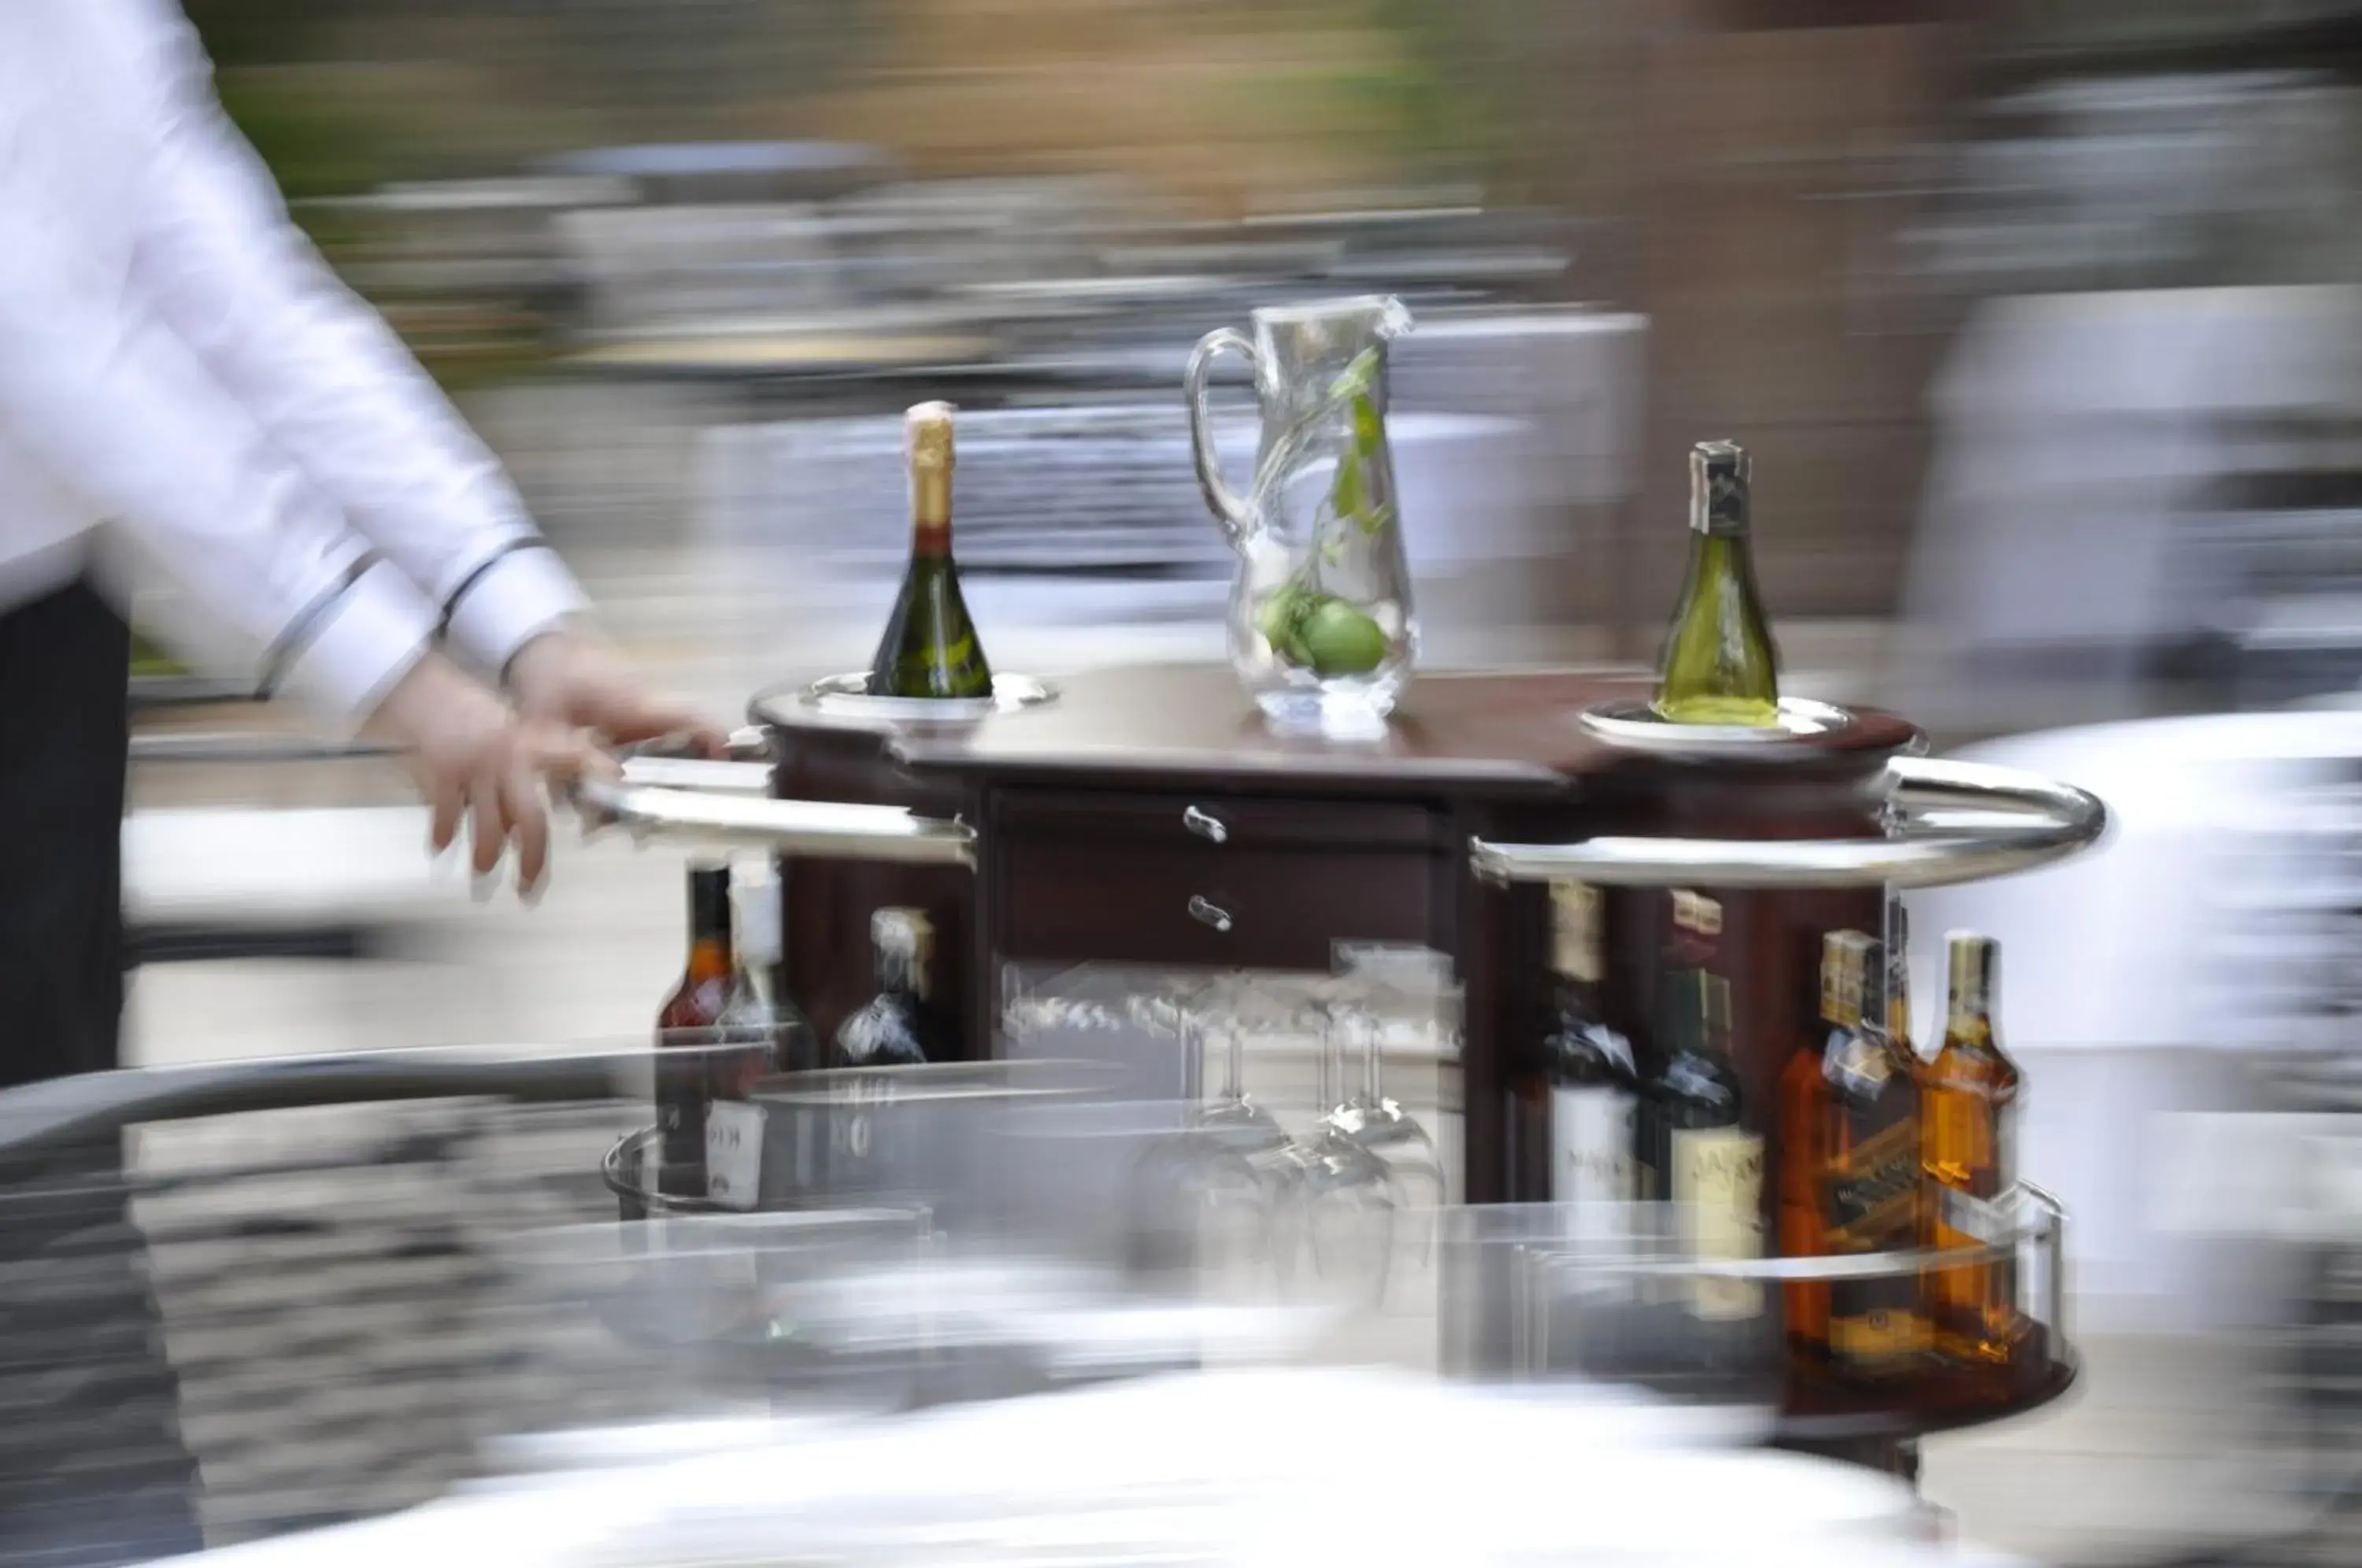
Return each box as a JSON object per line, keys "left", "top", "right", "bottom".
{"left": 212, "top": 72, "right": 420, "bottom": 202}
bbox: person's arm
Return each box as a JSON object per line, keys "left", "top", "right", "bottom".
{"left": 125, "top": 8, "right": 714, "bottom": 749}
{"left": 125, "top": 5, "right": 587, "bottom": 687}
{"left": 0, "top": 138, "right": 431, "bottom": 723}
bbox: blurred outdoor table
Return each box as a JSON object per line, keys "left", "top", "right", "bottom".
{"left": 564, "top": 330, "right": 996, "bottom": 380}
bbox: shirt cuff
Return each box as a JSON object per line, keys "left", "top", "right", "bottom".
{"left": 441, "top": 543, "right": 593, "bottom": 678}
{"left": 274, "top": 558, "right": 439, "bottom": 729}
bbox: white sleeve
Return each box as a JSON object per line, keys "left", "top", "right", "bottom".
{"left": 0, "top": 121, "right": 435, "bottom": 724}
{"left": 129, "top": 9, "right": 590, "bottom": 682}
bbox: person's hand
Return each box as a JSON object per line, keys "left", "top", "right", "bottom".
{"left": 505, "top": 625, "right": 727, "bottom": 756}
{"left": 365, "top": 650, "right": 619, "bottom": 894}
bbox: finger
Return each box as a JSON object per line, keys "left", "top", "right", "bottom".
{"left": 604, "top": 693, "right": 729, "bottom": 756}
{"left": 508, "top": 760, "right": 551, "bottom": 895}
{"left": 529, "top": 724, "right": 624, "bottom": 788}
{"left": 469, "top": 767, "right": 510, "bottom": 878}
{"left": 428, "top": 777, "right": 463, "bottom": 856}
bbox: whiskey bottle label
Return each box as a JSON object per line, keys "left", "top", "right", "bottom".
{"left": 1671, "top": 1126, "right": 1764, "bottom": 1321}
{"left": 1823, "top": 1116, "right": 1919, "bottom": 1248}
{"left": 1821, "top": 1059, "right": 1928, "bottom": 1369}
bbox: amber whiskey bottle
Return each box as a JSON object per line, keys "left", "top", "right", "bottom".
{"left": 1778, "top": 930, "right": 1868, "bottom": 1365}
{"left": 1921, "top": 932, "right": 2023, "bottom": 1369}
{"left": 1818, "top": 937, "right": 1931, "bottom": 1378}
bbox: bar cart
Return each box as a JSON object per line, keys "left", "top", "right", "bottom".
{"left": 588, "top": 658, "right": 2108, "bottom": 1474}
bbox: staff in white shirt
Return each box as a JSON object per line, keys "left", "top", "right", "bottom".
{"left": 0, "top": 0, "right": 718, "bottom": 1060}
{"left": 0, "top": 9, "right": 716, "bottom": 1551}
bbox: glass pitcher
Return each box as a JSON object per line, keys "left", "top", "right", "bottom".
{"left": 1185, "top": 296, "right": 1417, "bottom": 734}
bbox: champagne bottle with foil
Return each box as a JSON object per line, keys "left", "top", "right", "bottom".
{"left": 1653, "top": 440, "right": 1780, "bottom": 726}
{"left": 1922, "top": 933, "right": 2023, "bottom": 1368}
{"left": 868, "top": 401, "right": 994, "bottom": 700}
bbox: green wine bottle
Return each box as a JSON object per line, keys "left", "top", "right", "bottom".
{"left": 1653, "top": 439, "right": 1780, "bottom": 727}
{"left": 868, "top": 401, "right": 994, "bottom": 700}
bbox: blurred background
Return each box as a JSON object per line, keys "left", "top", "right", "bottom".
{"left": 111, "top": 1, "right": 2362, "bottom": 1563}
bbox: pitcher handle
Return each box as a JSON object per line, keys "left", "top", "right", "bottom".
{"left": 1184, "top": 326, "right": 1259, "bottom": 546}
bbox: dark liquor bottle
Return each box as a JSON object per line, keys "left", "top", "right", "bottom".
{"left": 655, "top": 860, "right": 768, "bottom": 1198}
{"left": 1815, "top": 936, "right": 1931, "bottom": 1378}
{"left": 831, "top": 908, "right": 944, "bottom": 1068}
{"left": 1645, "top": 893, "right": 1764, "bottom": 1322}
{"left": 868, "top": 401, "right": 993, "bottom": 700}
{"left": 1922, "top": 932, "right": 2023, "bottom": 1368}
{"left": 1778, "top": 929, "right": 1870, "bottom": 1363}
{"left": 1542, "top": 882, "right": 1639, "bottom": 1210}
{"left": 1653, "top": 440, "right": 1780, "bottom": 727}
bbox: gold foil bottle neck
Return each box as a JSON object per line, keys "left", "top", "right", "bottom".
{"left": 905, "top": 402, "right": 957, "bottom": 472}
{"left": 1549, "top": 882, "right": 1604, "bottom": 983}
{"left": 905, "top": 402, "right": 955, "bottom": 531}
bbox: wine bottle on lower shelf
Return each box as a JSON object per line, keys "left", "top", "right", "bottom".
{"left": 1922, "top": 932, "right": 2023, "bottom": 1369}
{"left": 868, "top": 401, "right": 993, "bottom": 700}
{"left": 831, "top": 908, "right": 946, "bottom": 1068}
{"left": 1643, "top": 893, "right": 1764, "bottom": 1327}
{"left": 1541, "top": 882, "right": 1639, "bottom": 1218}
{"left": 655, "top": 860, "right": 769, "bottom": 1199}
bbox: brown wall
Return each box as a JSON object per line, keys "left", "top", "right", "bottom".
{"left": 1616, "top": 13, "right": 1974, "bottom": 643}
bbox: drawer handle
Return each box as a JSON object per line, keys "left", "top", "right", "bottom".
{"left": 1182, "top": 805, "right": 1229, "bottom": 845}
{"left": 1187, "top": 895, "right": 1234, "bottom": 933}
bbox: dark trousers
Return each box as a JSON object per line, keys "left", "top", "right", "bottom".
{"left": 0, "top": 581, "right": 202, "bottom": 1563}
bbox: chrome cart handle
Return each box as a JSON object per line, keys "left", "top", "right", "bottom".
{"left": 574, "top": 778, "right": 977, "bottom": 867}
{"left": 1468, "top": 756, "right": 2107, "bottom": 889}
{"left": 616, "top": 725, "right": 776, "bottom": 793}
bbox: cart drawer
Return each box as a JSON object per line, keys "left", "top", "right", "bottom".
{"left": 993, "top": 790, "right": 1447, "bottom": 852}
{"left": 996, "top": 840, "right": 1443, "bottom": 971}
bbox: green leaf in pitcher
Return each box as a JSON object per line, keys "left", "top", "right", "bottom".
{"left": 1258, "top": 582, "right": 1313, "bottom": 658}
{"left": 1331, "top": 443, "right": 1367, "bottom": 526}
{"left": 1328, "top": 347, "right": 1380, "bottom": 403}
{"left": 1352, "top": 393, "right": 1383, "bottom": 460}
